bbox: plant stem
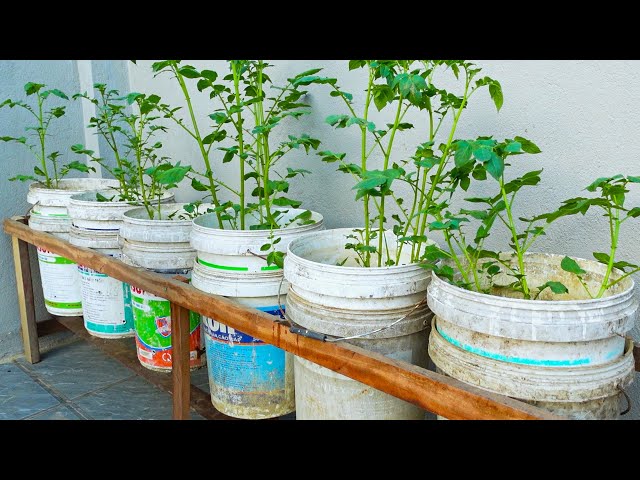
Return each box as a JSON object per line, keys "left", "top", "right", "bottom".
{"left": 36, "top": 95, "right": 51, "bottom": 188}
{"left": 362, "top": 66, "right": 374, "bottom": 266}
{"left": 378, "top": 93, "right": 404, "bottom": 266}
{"left": 171, "top": 65, "right": 224, "bottom": 228}
{"left": 501, "top": 182, "right": 530, "bottom": 297}
{"left": 597, "top": 205, "right": 620, "bottom": 297}
{"left": 231, "top": 62, "right": 246, "bottom": 229}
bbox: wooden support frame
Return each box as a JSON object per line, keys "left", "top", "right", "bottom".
{"left": 3, "top": 216, "right": 585, "bottom": 420}
{"left": 10, "top": 217, "right": 40, "bottom": 364}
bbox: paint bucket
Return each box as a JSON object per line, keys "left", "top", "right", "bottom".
{"left": 27, "top": 178, "right": 119, "bottom": 317}
{"left": 120, "top": 204, "right": 204, "bottom": 372}
{"left": 284, "top": 228, "right": 433, "bottom": 420}
{"left": 68, "top": 225, "right": 134, "bottom": 338}
{"left": 190, "top": 208, "right": 324, "bottom": 419}
{"left": 427, "top": 252, "right": 637, "bottom": 419}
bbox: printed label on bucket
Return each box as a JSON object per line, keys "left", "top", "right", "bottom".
{"left": 202, "top": 305, "right": 286, "bottom": 392}
{"left": 78, "top": 262, "right": 132, "bottom": 336}
{"left": 37, "top": 247, "right": 82, "bottom": 311}
{"left": 130, "top": 285, "right": 202, "bottom": 369}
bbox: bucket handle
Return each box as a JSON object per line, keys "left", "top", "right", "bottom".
{"left": 618, "top": 387, "right": 631, "bottom": 416}
{"left": 277, "top": 275, "right": 428, "bottom": 342}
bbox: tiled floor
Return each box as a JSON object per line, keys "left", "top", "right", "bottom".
{"left": 0, "top": 340, "right": 206, "bottom": 420}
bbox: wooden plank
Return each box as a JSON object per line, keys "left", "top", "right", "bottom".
{"left": 3, "top": 217, "right": 559, "bottom": 420}
{"left": 56, "top": 316, "right": 233, "bottom": 420}
{"left": 171, "top": 301, "right": 191, "bottom": 420}
{"left": 10, "top": 221, "right": 40, "bottom": 364}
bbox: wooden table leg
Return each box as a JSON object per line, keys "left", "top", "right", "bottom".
{"left": 11, "top": 235, "right": 40, "bottom": 364}
{"left": 171, "top": 301, "right": 191, "bottom": 420}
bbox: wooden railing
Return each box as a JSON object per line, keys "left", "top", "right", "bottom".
{"left": 7, "top": 215, "right": 622, "bottom": 420}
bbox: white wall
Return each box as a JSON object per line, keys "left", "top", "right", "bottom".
{"left": 130, "top": 59, "right": 640, "bottom": 418}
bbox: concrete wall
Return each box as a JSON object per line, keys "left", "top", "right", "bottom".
{"left": 0, "top": 60, "right": 129, "bottom": 361}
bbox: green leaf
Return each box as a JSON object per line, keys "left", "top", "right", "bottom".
{"left": 209, "top": 112, "right": 227, "bottom": 124}
{"left": 514, "top": 136, "right": 541, "bottom": 154}
{"left": 48, "top": 89, "right": 69, "bottom": 100}
{"left": 191, "top": 178, "right": 208, "bottom": 192}
{"left": 267, "top": 250, "right": 285, "bottom": 268}
{"left": 260, "top": 243, "right": 271, "bottom": 252}
{"left": 486, "top": 153, "right": 504, "bottom": 180}
{"left": 317, "top": 150, "right": 346, "bottom": 163}
{"left": 538, "top": 281, "right": 569, "bottom": 295}
{"left": 200, "top": 70, "right": 218, "bottom": 82}
{"left": 489, "top": 80, "right": 503, "bottom": 111}
{"left": 178, "top": 66, "right": 200, "bottom": 78}
{"left": 460, "top": 209, "right": 488, "bottom": 220}
{"left": 202, "top": 131, "right": 226, "bottom": 144}
{"left": 561, "top": 256, "right": 586, "bottom": 276}
{"left": 9, "top": 174, "right": 37, "bottom": 182}
{"left": 627, "top": 176, "right": 640, "bottom": 183}
{"left": 156, "top": 165, "right": 191, "bottom": 185}
{"left": 593, "top": 252, "right": 611, "bottom": 265}
{"left": 473, "top": 145, "right": 493, "bottom": 162}
{"left": 627, "top": 207, "right": 640, "bottom": 218}
{"left": 454, "top": 140, "right": 473, "bottom": 168}
{"left": 24, "top": 82, "right": 44, "bottom": 95}
{"left": 486, "top": 265, "right": 501, "bottom": 276}
{"left": 292, "top": 75, "right": 336, "bottom": 87}
{"left": 505, "top": 141, "right": 521, "bottom": 153}
{"left": 272, "top": 197, "right": 303, "bottom": 208}
{"left": 330, "top": 90, "right": 353, "bottom": 102}
{"left": 372, "top": 85, "right": 395, "bottom": 111}
{"left": 63, "top": 161, "right": 91, "bottom": 173}
{"left": 125, "top": 92, "right": 143, "bottom": 105}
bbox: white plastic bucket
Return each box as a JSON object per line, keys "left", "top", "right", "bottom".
{"left": 68, "top": 226, "right": 134, "bottom": 339}
{"left": 120, "top": 203, "right": 196, "bottom": 271}
{"left": 284, "top": 228, "right": 433, "bottom": 420}
{"left": 429, "top": 320, "right": 636, "bottom": 419}
{"left": 35, "top": 232, "right": 83, "bottom": 317}
{"left": 190, "top": 209, "right": 324, "bottom": 419}
{"left": 120, "top": 204, "right": 204, "bottom": 372}
{"left": 426, "top": 252, "right": 638, "bottom": 419}
{"left": 27, "top": 179, "right": 119, "bottom": 317}
{"left": 427, "top": 253, "right": 637, "bottom": 367}
{"left": 68, "top": 190, "right": 175, "bottom": 230}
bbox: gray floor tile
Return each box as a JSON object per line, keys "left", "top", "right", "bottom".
{"left": 190, "top": 366, "right": 210, "bottom": 393}
{"left": 74, "top": 376, "right": 205, "bottom": 420}
{"left": 29, "top": 404, "right": 82, "bottom": 420}
{"left": 17, "top": 341, "right": 134, "bottom": 400}
{"left": 0, "top": 365, "right": 59, "bottom": 419}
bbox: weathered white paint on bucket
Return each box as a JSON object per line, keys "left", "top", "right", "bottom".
{"left": 120, "top": 204, "right": 196, "bottom": 271}
{"left": 427, "top": 253, "right": 637, "bottom": 367}
{"left": 429, "top": 320, "right": 635, "bottom": 419}
{"left": 68, "top": 226, "right": 133, "bottom": 339}
{"left": 284, "top": 228, "right": 433, "bottom": 420}
{"left": 27, "top": 178, "right": 119, "bottom": 317}
{"left": 190, "top": 209, "right": 324, "bottom": 419}
{"left": 68, "top": 190, "right": 175, "bottom": 230}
